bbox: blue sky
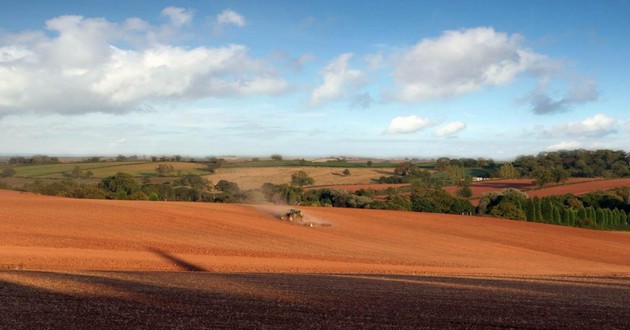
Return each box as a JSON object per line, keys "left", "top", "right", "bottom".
{"left": 0, "top": 1, "right": 628, "bottom": 159}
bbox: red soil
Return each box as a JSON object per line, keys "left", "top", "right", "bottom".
{"left": 1, "top": 189, "right": 628, "bottom": 276}
{"left": 526, "top": 178, "right": 630, "bottom": 197}
{"left": 1, "top": 189, "right": 629, "bottom": 328}
{"left": 444, "top": 177, "right": 601, "bottom": 199}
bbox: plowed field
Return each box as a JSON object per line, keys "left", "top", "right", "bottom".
{"left": 443, "top": 178, "right": 603, "bottom": 199}
{"left": 1, "top": 189, "right": 628, "bottom": 328}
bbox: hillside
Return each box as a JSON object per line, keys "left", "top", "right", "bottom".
{"left": 1, "top": 189, "right": 628, "bottom": 275}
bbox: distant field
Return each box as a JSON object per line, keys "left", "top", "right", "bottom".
{"left": 206, "top": 167, "right": 395, "bottom": 190}
{"left": 527, "top": 178, "right": 630, "bottom": 198}
{"left": 226, "top": 159, "right": 400, "bottom": 168}
{"left": 86, "top": 162, "right": 207, "bottom": 177}
{"left": 443, "top": 178, "right": 603, "bottom": 199}
{"left": 9, "top": 161, "right": 144, "bottom": 178}
{"left": 4, "top": 161, "right": 207, "bottom": 179}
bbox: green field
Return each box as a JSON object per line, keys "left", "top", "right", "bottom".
{"left": 225, "top": 159, "right": 399, "bottom": 168}
{"left": 6, "top": 161, "right": 208, "bottom": 179}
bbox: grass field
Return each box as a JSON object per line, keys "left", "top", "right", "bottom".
{"left": 4, "top": 161, "right": 208, "bottom": 179}
{"left": 206, "top": 166, "right": 395, "bottom": 190}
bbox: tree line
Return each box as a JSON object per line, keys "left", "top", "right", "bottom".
{"left": 477, "top": 187, "right": 630, "bottom": 230}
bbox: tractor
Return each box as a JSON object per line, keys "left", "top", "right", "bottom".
{"left": 281, "top": 209, "right": 303, "bottom": 222}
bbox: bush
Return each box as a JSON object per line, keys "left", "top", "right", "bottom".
{"left": 1, "top": 168, "right": 16, "bottom": 177}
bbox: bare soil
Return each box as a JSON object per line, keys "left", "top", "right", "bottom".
{"left": 1, "top": 190, "right": 628, "bottom": 328}
{"left": 1, "top": 271, "right": 628, "bottom": 329}
{"left": 443, "top": 178, "right": 601, "bottom": 199}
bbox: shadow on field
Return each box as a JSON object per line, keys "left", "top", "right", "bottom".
{"left": 147, "top": 247, "right": 207, "bottom": 272}
{"left": 0, "top": 271, "right": 628, "bottom": 329}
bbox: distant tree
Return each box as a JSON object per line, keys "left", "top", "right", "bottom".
{"left": 435, "top": 157, "right": 450, "bottom": 171}
{"left": 342, "top": 169, "right": 351, "bottom": 176}
{"left": 367, "top": 160, "right": 373, "bottom": 167}
{"left": 477, "top": 158, "right": 488, "bottom": 168}
{"left": 445, "top": 165, "right": 466, "bottom": 185}
{"left": 206, "top": 157, "right": 225, "bottom": 173}
{"left": 174, "top": 155, "right": 182, "bottom": 162}
{"left": 214, "top": 180, "right": 242, "bottom": 202}
{"left": 394, "top": 161, "right": 416, "bottom": 176}
{"left": 541, "top": 198, "right": 553, "bottom": 222}
{"left": 98, "top": 172, "right": 141, "bottom": 199}
{"left": 174, "top": 174, "right": 211, "bottom": 192}
{"left": 271, "top": 154, "right": 283, "bottom": 161}
{"left": 385, "top": 191, "right": 411, "bottom": 211}
{"left": 1, "top": 168, "right": 16, "bottom": 177}
{"left": 71, "top": 166, "right": 83, "bottom": 179}
{"left": 291, "top": 171, "right": 315, "bottom": 187}
{"left": 155, "top": 164, "right": 175, "bottom": 176}
{"left": 533, "top": 167, "right": 553, "bottom": 187}
{"left": 498, "top": 163, "right": 519, "bottom": 179}
{"left": 552, "top": 206, "right": 562, "bottom": 224}
{"left": 551, "top": 166, "right": 570, "bottom": 184}
{"left": 151, "top": 156, "right": 158, "bottom": 162}
{"left": 524, "top": 198, "right": 535, "bottom": 221}
{"left": 456, "top": 186, "right": 473, "bottom": 198}
{"left": 116, "top": 155, "right": 128, "bottom": 162}
{"left": 489, "top": 201, "right": 526, "bottom": 221}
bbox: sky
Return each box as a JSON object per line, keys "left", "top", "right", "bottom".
{"left": 0, "top": 0, "right": 629, "bottom": 160}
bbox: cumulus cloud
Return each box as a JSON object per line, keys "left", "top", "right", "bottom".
{"left": 0, "top": 9, "right": 287, "bottom": 116}
{"left": 546, "top": 140, "right": 583, "bottom": 151}
{"left": 385, "top": 115, "right": 433, "bottom": 134}
{"left": 310, "top": 53, "right": 365, "bottom": 106}
{"left": 161, "top": 7, "right": 194, "bottom": 27}
{"left": 290, "top": 53, "right": 316, "bottom": 72}
{"left": 350, "top": 92, "right": 373, "bottom": 109}
{"left": 524, "top": 79, "right": 598, "bottom": 114}
{"left": 389, "top": 27, "right": 596, "bottom": 114}
{"left": 363, "top": 53, "right": 385, "bottom": 70}
{"left": 543, "top": 114, "right": 617, "bottom": 137}
{"left": 216, "top": 9, "right": 246, "bottom": 27}
{"left": 390, "top": 27, "right": 546, "bottom": 102}
{"left": 434, "top": 121, "right": 466, "bottom": 137}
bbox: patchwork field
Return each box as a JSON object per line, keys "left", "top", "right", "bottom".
{"left": 440, "top": 178, "right": 630, "bottom": 203}
{"left": 1, "top": 189, "right": 628, "bottom": 328}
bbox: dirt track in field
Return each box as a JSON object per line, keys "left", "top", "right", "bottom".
{"left": 1, "top": 189, "right": 628, "bottom": 328}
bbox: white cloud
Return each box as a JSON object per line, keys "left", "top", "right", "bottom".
{"left": 524, "top": 79, "right": 598, "bottom": 114}
{"left": 543, "top": 114, "right": 617, "bottom": 137}
{"left": 0, "top": 10, "right": 287, "bottom": 116}
{"left": 385, "top": 115, "right": 433, "bottom": 134}
{"left": 391, "top": 27, "right": 547, "bottom": 102}
{"left": 290, "top": 53, "right": 315, "bottom": 72}
{"left": 388, "top": 27, "right": 596, "bottom": 114}
{"left": 216, "top": 9, "right": 246, "bottom": 27}
{"left": 623, "top": 120, "right": 630, "bottom": 133}
{"left": 161, "top": 7, "right": 194, "bottom": 27}
{"left": 363, "top": 53, "right": 385, "bottom": 70}
{"left": 434, "top": 121, "right": 466, "bottom": 137}
{"left": 310, "top": 53, "right": 365, "bottom": 106}
{"left": 546, "top": 140, "right": 583, "bottom": 151}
